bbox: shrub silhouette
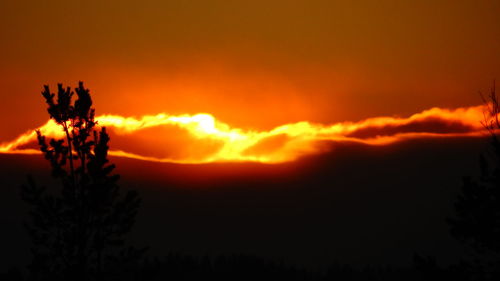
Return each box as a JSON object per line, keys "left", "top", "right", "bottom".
{"left": 447, "top": 83, "right": 500, "bottom": 280}
{"left": 21, "top": 82, "right": 143, "bottom": 281}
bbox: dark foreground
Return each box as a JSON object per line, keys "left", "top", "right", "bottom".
{"left": 0, "top": 136, "right": 493, "bottom": 280}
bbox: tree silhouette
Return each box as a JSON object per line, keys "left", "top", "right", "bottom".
{"left": 21, "top": 82, "right": 143, "bottom": 281}
{"left": 447, "top": 83, "right": 500, "bottom": 280}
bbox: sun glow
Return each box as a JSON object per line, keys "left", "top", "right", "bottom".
{"left": 0, "top": 104, "right": 490, "bottom": 164}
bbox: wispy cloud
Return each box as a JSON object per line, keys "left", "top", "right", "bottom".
{"left": 0, "top": 105, "right": 488, "bottom": 163}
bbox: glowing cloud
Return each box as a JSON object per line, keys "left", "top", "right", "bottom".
{"left": 0, "top": 105, "right": 490, "bottom": 164}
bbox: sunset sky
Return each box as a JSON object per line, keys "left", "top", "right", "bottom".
{"left": 1, "top": 0, "right": 499, "bottom": 146}
{"left": 3, "top": 1, "right": 500, "bottom": 273}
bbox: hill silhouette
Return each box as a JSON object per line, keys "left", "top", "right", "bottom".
{"left": 0, "top": 135, "right": 488, "bottom": 277}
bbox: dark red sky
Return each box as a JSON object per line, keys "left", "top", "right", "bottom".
{"left": 1, "top": 0, "right": 499, "bottom": 141}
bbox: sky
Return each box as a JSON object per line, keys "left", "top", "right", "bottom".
{"left": 2, "top": 1, "right": 500, "bottom": 271}
{"left": 1, "top": 0, "right": 499, "bottom": 145}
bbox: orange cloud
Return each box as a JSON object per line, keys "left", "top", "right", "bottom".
{"left": 0, "top": 104, "right": 489, "bottom": 163}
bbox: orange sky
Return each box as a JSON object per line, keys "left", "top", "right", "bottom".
{"left": 0, "top": 103, "right": 490, "bottom": 163}
{"left": 0, "top": 0, "right": 499, "bottom": 142}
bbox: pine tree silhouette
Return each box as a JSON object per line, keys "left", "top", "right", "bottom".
{"left": 447, "top": 83, "right": 500, "bottom": 280}
{"left": 21, "top": 82, "right": 144, "bottom": 281}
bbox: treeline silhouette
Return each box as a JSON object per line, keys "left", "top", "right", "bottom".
{"left": 0, "top": 251, "right": 459, "bottom": 281}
